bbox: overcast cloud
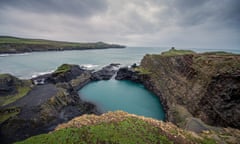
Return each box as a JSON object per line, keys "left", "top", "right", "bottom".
{"left": 0, "top": 0, "right": 239, "bottom": 49}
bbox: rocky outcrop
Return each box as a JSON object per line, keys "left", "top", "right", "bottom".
{"left": 91, "top": 63, "right": 120, "bottom": 80}
{"left": 0, "top": 74, "right": 25, "bottom": 96}
{"left": 135, "top": 50, "right": 240, "bottom": 129}
{"left": 0, "top": 64, "right": 100, "bottom": 144}
{"left": 17, "top": 111, "right": 240, "bottom": 144}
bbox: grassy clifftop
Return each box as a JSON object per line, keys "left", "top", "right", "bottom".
{"left": 0, "top": 36, "right": 125, "bottom": 54}
{"left": 16, "top": 111, "right": 222, "bottom": 144}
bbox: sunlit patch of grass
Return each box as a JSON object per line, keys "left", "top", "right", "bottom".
{"left": 16, "top": 117, "right": 173, "bottom": 144}
{"left": 161, "top": 49, "right": 195, "bottom": 56}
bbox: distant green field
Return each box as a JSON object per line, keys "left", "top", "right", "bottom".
{"left": 0, "top": 36, "right": 125, "bottom": 53}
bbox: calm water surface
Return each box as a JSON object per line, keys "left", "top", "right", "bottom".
{"left": 79, "top": 79, "right": 165, "bottom": 120}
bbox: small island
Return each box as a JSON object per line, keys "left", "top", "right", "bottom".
{"left": 0, "top": 36, "right": 125, "bottom": 54}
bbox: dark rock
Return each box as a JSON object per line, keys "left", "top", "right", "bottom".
{"left": 115, "top": 67, "right": 141, "bottom": 82}
{"left": 91, "top": 63, "right": 120, "bottom": 80}
{"left": 0, "top": 74, "right": 21, "bottom": 96}
{"left": 199, "top": 72, "right": 240, "bottom": 128}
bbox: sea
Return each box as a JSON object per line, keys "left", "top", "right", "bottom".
{"left": 0, "top": 46, "right": 239, "bottom": 120}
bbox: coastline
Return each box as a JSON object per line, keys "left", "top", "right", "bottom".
{"left": 0, "top": 36, "right": 126, "bottom": 54}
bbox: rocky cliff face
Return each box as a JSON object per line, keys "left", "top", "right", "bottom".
{"left": 138, "top": 50, "right": 240, "bottom": 129}
{"left": 0, "top": 64, "right": 99, "bottom": 144}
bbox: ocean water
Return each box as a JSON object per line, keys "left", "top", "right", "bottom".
{"left": 0, "top": 47, "right": 169, "bottom": 78}
{"left": 0, "top": 47, "right": 239, "bottom": 78}
{"left": 79, "top": 79, "right": 165, "bottom": 120}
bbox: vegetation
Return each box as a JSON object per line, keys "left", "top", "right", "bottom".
{"left": 15, "top": 111, "right": 219, "bottom": 144}
{"left": 134, "top": 67, "right": 151, "bottom": 74}
{"left": 0, "top": 86, "right": 31, "bottom": 107}
{"left": 161, "top": 48, "right": 195, "bottom": 56}
{"left": 0, "top": 107, "right": 20, "bottom": 124}
{"left": 0, "top": 36, "right": 125, "bottom": 53}
{"left": 16, "top": 117, "right": 173, "bottom": 144}
{"left": 0, "top": 74, "right": 31, "bottom": 107}
{"left": 54, "top": 64, "right": 73, "bottom": 74}
{"left": 202, "top": 51, "right": 236, "bottom": 55}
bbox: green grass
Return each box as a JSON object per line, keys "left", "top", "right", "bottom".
{"left": 0, "top": 86, "right": 31, "bottom": 107}
{"left": 15, "top": 117, "right": 173, "bottom": 144}
{"left": 54, "top": 64, "right": 72, "bottom": 74}
{"left": 134, "top": 67, "right": 152, "bottom": 74}
{"left": 0, "top": 107, "right": 20, "bottom": 124}
{"left": 161, "top": 49, "right": 195, "bottom": 56}
{"left": 0, "top": 36, "right": 125, "bottom": 53}
{"left": 202, "top": 51, "right": 236, "bottom": 55}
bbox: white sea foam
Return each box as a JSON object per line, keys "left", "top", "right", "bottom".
{"left": 81, "top": 64, "right": 99, "bottom": 70}
{"left": 0, "top": 53, "right": 30, "bottom": 57}
{"left": 0, "top": 54, "right": 10, "bottom": 57}
{"left": 31, "top": 70, "right": 54, "bottom": 78}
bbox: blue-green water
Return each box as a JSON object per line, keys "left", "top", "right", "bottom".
{"left": 79, "top": 79, "right": 165, "bottom": 120}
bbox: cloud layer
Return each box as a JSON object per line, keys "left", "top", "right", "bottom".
{"left": 0, "top": 0, "right": 239, "bottom": 48}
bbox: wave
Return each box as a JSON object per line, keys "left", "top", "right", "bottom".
{"left": 80, "top": 64, "right": 99, "bottom": 70}
{"left": 31, "top": 70, "right": 54, "bottom": 78}
{"left": 0, "top": 53, "right": 30, "bottom": 57}
{"left": 0, "top": 54, "right": 10, "bottom": 57}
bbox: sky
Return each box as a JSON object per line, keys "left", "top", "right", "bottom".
{"left": 0, "top": 0, "right": 239, "bottom": 49}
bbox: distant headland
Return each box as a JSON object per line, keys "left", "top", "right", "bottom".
{"left": 0, "top": 36, "right": 126, "bottom": 54}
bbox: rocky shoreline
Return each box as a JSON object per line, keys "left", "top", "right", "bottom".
{"left": 0, "top": 63, "right": 123, "bottom": 143}
{"left": 1, "top": 49, "right": 240, "bottom": 143}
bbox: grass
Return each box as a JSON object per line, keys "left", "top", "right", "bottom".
{"left": 202, "top": 51, "right": 236, "bottom": 55}
{"left": 134, "top": 67, "right": 152, "bottom": 74}
{"left": 161, "top": 49, "right": 195, "bottom": 56}
{"left": 15, "top": 117, "right": 174, "bottom": 144}
{"left": 54, "top": 64, "right": 72, "bottom": 74}
{"left": 0, "top": 36, "right": 125, "bottom": 53}
{"left": 0, "top": 107, "right": 20, "bottom": 124}
{"left": 0, "top": 86, "right": 31, "bottom": 107}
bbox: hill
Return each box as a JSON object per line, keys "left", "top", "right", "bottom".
{"left": 0, "top": 36, "right": 125, "bottom": 54}
{"left": 16, "top": 111, "right": 233, "bottom": 144}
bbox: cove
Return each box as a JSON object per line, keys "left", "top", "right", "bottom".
{"left": 79, "top": 79, "right": 165, "bottom": 120}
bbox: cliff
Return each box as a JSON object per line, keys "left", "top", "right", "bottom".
{"left": 16, "top": 111, "right": 240, "bottom": 144}
{"left": 120, "top": 49, "right": 240, "bottom": 130}
{"left": 0, "top": 36, "right": 125, "bottom": 54}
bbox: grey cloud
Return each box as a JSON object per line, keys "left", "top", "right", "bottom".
{"left": 169, "top": 0, "right": 240, "bottom": 28}
{"left": 0, "top": 0, "right": 239, "bottom": 48}
{"left": 0, "top": 0, "right": 108, "bottom": 17}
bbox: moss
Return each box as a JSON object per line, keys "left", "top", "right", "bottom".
{"left": 134, "top": 67, "right": 151, "bottom": 75}
{"left": 0, "top": 109, "right": 20, "bottom": 124}
{"left": 16, "top": 117, "right": 173, "bottom": 144}
{"left": 0, "top": 84, "right": 31, "bottom": 107}
{"left": 54, "top": 64, "right": 72, "bottom": 74}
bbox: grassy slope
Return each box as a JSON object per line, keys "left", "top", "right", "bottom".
{"left": 0, "top": 36, "right": 125, "bottom": 53}
{"left": 16, "top": 111, "right": 217, "bottom": 144}
{"left": 0, "top": 74, "right": 31, "bottom": 124}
